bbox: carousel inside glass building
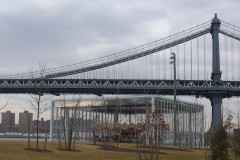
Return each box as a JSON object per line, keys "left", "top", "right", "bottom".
{"left": 50, "top": 95, "right": 204, "bottom": 147}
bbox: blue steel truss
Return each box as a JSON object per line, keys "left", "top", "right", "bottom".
{"left": 0, "top": 79, "right": 238, "bottom": 97}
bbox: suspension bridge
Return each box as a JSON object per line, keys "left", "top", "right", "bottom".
{"left": 0, "top": 14, "right": 240, "bottom": 131}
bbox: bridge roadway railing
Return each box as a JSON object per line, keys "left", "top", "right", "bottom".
{"left": 0, "top": 79, "right": 239, "bottom": 96}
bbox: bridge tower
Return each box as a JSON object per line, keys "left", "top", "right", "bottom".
{"left": 208, "top": 13, "right": 223, "bottom": 131}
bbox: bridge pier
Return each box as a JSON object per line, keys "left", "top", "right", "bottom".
{"left": 209, "top": 14, "right": 223, "bottom": 131}
{"left": 209, "top": 94, "right": 223, "bottom": 131}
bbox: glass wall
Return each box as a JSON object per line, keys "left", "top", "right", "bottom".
{"left": 50, "top": 96, "right": 204, "bottom": 147}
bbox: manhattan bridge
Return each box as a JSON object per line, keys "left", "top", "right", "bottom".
{"left": 0, "top": 14, "right": 240, "bottom": 131}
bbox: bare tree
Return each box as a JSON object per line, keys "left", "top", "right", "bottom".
{"left": 68, "top": 96, "right": 81, "bottom": 150}
{"left": 137, "top": 100, "right": 169, "bottom": 160}
{"left": 58, "top": 95, "right": 82, "bottom": 151}
{"left": 0, "top": 98, "right": 8, "bottom": 110}
{"left": 58, "top": 101, "right": 68, "bottom": 150}
{"left": 29, "top": 61, "right": 51, "bottom": 149}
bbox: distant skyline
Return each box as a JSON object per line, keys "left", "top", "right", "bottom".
{"left": 0, "top": 0, "right": 240, "bottom": 128}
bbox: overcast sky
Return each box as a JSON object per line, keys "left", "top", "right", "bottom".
{"left": 0, "top": 0, "right": 240, "bottom": 128}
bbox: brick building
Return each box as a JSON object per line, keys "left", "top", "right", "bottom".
{"left": 1, "top": 111, "right": 15, "bottom": 131}
{"left": 18, "top": 111, "right": 33, "bottom": 132}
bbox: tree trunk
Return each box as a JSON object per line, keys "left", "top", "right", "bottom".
{"left": 44, "top": 125, "right": 48, "bottom": 151}
{"left": 195, "top": 113, "right": 197, "bottom": 149}
{"left": 62, "top": 111, "right": 67, "bottom": 150}
{"left": 179, "top": 133, "right": 182, "bottom": 150}
{"left": 116, "top": 129, "right": 121, "bottom": 149}
{"left": 36, "top": 114, "right": 39, "bottom": 149}
{"left": 156, "top": 134, "right": 161, "bottom": 160}
{"left": 137, "top": 139, "right": 142, "bottom": 160}
{"left": 28, "top": 113, "right": 31, "bottom": 149}
{"left": 36, "top": 99, "right": 40, "bottom": 149}
{"left": 68, "top": 128, "right": 73, "bottom": 150}
{"left": 137, "top": 131, "right": 141, "bottom": 160}
{"left": 93, "top": 129, "right": 96, "bottom": 145}
{"left": 73, "top": 131, "right": 77, "bottom": 150}
{"left": 57, "top": 129, "right": 62, "bottom": 150}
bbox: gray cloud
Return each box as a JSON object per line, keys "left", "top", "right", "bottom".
{"left": 0, "top": 0, "right": 239, "bottom": 126}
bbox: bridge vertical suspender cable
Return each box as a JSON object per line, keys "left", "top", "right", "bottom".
{"left": 135, "top": 57, "right": 136, "bottom": 79}
{"left": 132, "top": 58, "right": 134, "bottom": 79}
{"left": 136, "top": 56, "right": 137, "bottom": 79}
{"left": 176, "top": 45, "right": 180, "bottom": 79}
{"left": 238, "top": 39, "right": 240, "bottom": 80}
{"left": 160, "top": 51, "right": 162, "bottom": 79}
{"left": 184, "top": 40, "right": 186, "bottom": 80}
{"left": 164, "top": 50, "right": 166, "bottom": 79}
{"left": 224, "top": 34, "right": 227, "bottom": 80}
{"left": 146, "top": 54, "right": 148, "bottom": 79}
{"left": 138, "top": 57, "right": 139, "bottom": 79}
{"left": 197, "top": 36, "right": 199, "bottom": 80}
{"left": 142, "top": 56, "right": 144, "bottom": 79}
{"left": 157, "top": 52, "right": 159, "bottom": 79}
{"left": 170, "top": 45, "right": 173, "bottom": 80}
{"left": 122, "top": 60, "right": 124, "bottom": 79}
{"left": 231, "top": 35, "right": 233, "bottom": 80}
{"left": 191, "top": 39, "right": 193, "bottom": 80}
{"left": 113, "top": 61, "right": 115, "bottom": 79}
{"left": 151, "top": 52, "right": 153, "bottom": 79}
{"left": 107, "top": 62, "right": 109, "bottom": 79}
{"left": 204, "top": 31, "right": 206, "bottom": 80}
{"left": 233, "top": 25, "right": 237, "bottom": 80}
{"left": 94, "top": 61, "right": 96, "bottom": 79}
{"left": 144, "top": 54, "right": 146, "bottom": 79}
{"left": 137, "top": 55, "right": 139, "bottom": 79}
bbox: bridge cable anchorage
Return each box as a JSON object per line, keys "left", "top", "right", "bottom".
{"left": 1, "top": 21, "right": 211, "bottom": 79}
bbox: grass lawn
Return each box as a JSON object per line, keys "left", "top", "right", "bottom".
{"left": 0, "top": 141, "right": 233, "bottom": 160}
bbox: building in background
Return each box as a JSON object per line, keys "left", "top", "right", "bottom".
{"left": 1, "top": 111, "right": 15, "bottom": 131}
{"left": 50, "top": 95, "right": 204, "bottom": 147}
{"left": 33, "top": 118, "right": 50, "bottom": 132}
{"left": 18, "top": 111, "right": 33, "bottom": 132}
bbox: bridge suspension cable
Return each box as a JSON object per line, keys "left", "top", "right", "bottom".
{"left": 219, "top": 20, "right": 240, "bottom": 81}
{"left": 219, "top": 29, "right": 240, "bottom": 42}
{"left": 3, "top": 19, "right": 240, "bottom": 81}
{"left": 220, "top": 20, "right": 240, "bottom": 41}
{"left": 46, "top": 23, "right": 211, "bottom": 78}
{"left": 1, "top": 21, "right": 211, "bottom": 79}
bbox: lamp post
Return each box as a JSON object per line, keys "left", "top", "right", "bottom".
{"left": 170, "top": 52, "right": 177, "bottom": 146}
